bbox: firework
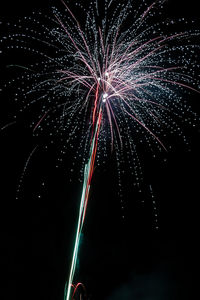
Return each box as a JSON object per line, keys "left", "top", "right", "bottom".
{"left": 1, "top": 0, "right": 199, "bottom": 299}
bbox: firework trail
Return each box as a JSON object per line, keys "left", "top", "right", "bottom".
{"left": 65, "top": 282, "right": 87, "bottom": 300}
{"left": 65, "top": 104, "right": 102, "bottom": 300}
{"left": 1, "top": 0, "right": 199, "bottom": 299}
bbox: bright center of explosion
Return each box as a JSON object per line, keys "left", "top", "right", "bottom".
{"left": 102, "top": 93, "right": 108, "bottom": 102}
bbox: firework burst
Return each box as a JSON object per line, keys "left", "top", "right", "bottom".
{"left": 1, "top": 1, "right": 199, "bottom": 177}
{"left": 1, "top": 0, "right": 199, "bottom": 299}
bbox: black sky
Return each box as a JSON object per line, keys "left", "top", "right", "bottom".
{"left": 0, "top": 1, "right": 200, "bottom": 300}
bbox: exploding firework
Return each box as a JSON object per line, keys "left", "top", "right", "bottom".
{"left": 1, "top": 0, "right": 199, "bottom": 299}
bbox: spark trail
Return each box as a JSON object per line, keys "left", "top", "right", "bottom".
{"left": 65, "top": 103, "right": 102, "bottom": 300}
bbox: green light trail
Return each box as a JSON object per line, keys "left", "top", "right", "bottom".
{"left": 65, "top": 108, "right": 102, "bottom": 300}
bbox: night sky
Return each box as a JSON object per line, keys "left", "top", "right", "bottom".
{"left": 0, "top": 1, "right": 200, "bottom": 300}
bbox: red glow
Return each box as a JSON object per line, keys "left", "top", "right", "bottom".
{"left": 71, "top": 282, "right": 87, "bottom": 300}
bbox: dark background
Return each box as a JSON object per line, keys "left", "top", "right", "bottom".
{"left": 0, "top": 1, "right": 199, "bottom": 299}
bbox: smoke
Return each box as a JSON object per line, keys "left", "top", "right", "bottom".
{"left": 106, "top": 272, "right": 170, "bottom": 299}
{"left": 105, "top": 257, "right": 190, "bottom": 300}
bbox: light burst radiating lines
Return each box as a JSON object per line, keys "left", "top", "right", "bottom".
{"left": 1, "top": 2, "right": 199, "bottom": 149}
{"left": 1, "top": 0, "right": 199, "bottom": 299}
{"left": 1, "top": 0, "right": 199, "bottom": 177}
